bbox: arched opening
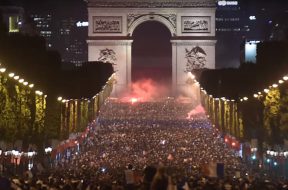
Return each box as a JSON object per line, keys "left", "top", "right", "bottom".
{"left": 132, "top": 21, "right": 172, "bottom": 95}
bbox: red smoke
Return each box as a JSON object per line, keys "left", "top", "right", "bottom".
{"left": 186, "top": 104, "right": 206, "bottom": 119}
{"left": 121, "top": 79, "right": 169, "bottom": 102}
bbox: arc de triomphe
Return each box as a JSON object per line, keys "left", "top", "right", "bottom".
{"left": 87, "top": 0, "right": 216, "bottom": 97}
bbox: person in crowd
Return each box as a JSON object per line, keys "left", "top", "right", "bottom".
{"left": 151, "top": 166, "right": 168, "bottom": 190}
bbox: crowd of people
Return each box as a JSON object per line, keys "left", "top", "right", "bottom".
{"left": 1, "top": 97, "right": 288, "bottom": 189}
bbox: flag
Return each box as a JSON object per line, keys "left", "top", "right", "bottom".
{"left": 202, "top": 162, "right": 224, "bottom": 178}
{"left": 124, "top": 169, "right": 135, "bottom": 184}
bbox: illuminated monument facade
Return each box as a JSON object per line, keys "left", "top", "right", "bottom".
{"left": 87, "top": 0, "right": 216, "bottom": 97}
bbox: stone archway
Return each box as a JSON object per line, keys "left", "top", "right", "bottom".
{"left": 87, "top": 0, "right": 217, "bottom": 97}
{"left": 128, "top": 14, "right": 176, "bottom": 36}
{"left": 131, "top": 20, "right": 172, "bottom": 90}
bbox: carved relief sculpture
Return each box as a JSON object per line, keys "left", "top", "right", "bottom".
{"left": 127, "top": 13, "right": 176, "bottom": 31}
{"left": 182, "top": 16, "right": 210, "bottom": 33}
{"left": 93, "top": 16, "right": 122, "bottom": 33}
{"left": 184, "top": 46, "right": 207, "bottom": 72}
{"left": 98, "top": 48, "right": 117, "bottom": 65}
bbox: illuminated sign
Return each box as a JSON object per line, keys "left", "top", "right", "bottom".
{"left": 249, "top": 16, "right": 256, "bottom": 20}
{"left": 76, "top": 21, "right": 89, "bottom": 27}
{"left": 218, "top": 1, "right": 238, "bottom": 6}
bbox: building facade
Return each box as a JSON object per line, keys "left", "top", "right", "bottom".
{"left": 87, "top": 0, "right": 216, "bottom": 97}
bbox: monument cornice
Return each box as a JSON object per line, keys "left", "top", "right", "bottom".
{"left": 87, "top": 39, "right": 133, "bottom": 46}
{"left": 87, "top": 0, "right": 215, "bottom": 8}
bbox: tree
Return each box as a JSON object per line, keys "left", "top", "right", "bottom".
{"left": 263, "top": 88, "right": 281, "bottom": 145}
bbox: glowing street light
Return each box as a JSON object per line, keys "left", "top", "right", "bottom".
{"left": 57, "top": 97, "right": 63, "bottom": 101}
{"left": 29, "top": 84, "right": 34, "bottom": 88}
{"left": 14, "top": 76, "right": 19, "bottom": 80}
{"left": 0, "top": 68, "right": 6, "bottom": 73}
{"left": 19, "top": 79, "right": 24, "bottom": 83}
{"left": 23, "top": 82, "right": 28, "bottom": 86}
{"left": 279, "top": 80, "right": 284, "bottom": 84}
{"left": 8, "top": 73, "right": 15, "bottom": 77}
{"left": 243, "top": 97, "right": 248, "bottom": 101}
{"left": 253, "top": 94, "right": 258, "bottom": 98}
{"left": 35, "top": 90, "right": 43, "bottom": 96}
{"left": 283, "top": 76, "right": 288, "bottom": 81}
{"left": 44, "top": 147, "right": 52, "bottom": 153}
{"left": 272, "top": 84, "right": 278, "bottom": 88}
{"left": 264, "top": 89, "right": 269, "bottom": 93}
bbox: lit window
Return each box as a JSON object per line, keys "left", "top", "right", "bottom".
{"left": 9, "top": 16, "right": 20, "bottom": 33}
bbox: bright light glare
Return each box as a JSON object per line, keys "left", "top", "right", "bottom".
{"left": 35, "top": 90, "right": 43, "bottom": 95}
{"left": 9, "top": 73, "right": 15, "bottom": 77}
{"left": 29, "top": 84, "right": 34, "bottom": 88}
{"left": 131, "top": 98, "right": 138, "bottom": 104}
{"left": 14, "top": 76, "right": 19, "bottom": 80}
{"left": 0, "top": 68, "right": 6, "bottom": 73}
{"left": 58, "top": 97, "right": 63, "bottom": 101}
{"left": 272, "top": 84, "right": 278, "bottom": 88}
{"left": 19, "top": 79, "right": 24, "bottom": 83}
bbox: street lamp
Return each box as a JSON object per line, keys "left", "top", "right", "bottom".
{"left": 11, "top": 150, "right": 21, "bottom": 175}
{"left": 27, "top": 150, "right": 36, "bottom": 170}
{"left": 45, "top": 147, "right": 52, "bottom": 168}
{"left": 0, "top": 149, "right": 2, "bottom": 174}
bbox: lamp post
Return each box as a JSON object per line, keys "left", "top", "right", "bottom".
{"left": 45, "top": 147, "right": 52, "bottom": 169}
{"left": 0, "top": 149, "right": 2, "bottom": 175}
{"left": 27, "top": 150, "right": 36, "bottom": 171}
{"left": 11, "top": 150, "right": 20, "bottom": 175}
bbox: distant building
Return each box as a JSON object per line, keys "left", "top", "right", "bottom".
{"left": 29, "top": 13, "right": 88, "bottom": 66}
{"left": 56, "top": 18, "right": 88, "bottom": 66}
{"left": 215, "top": 0, "right": 288, "bottom": 68}
{"left": 30, "top": 13, "right": 53, "bottom": 48}
{"left": 215, "top": 0, "right": 248, "bottom": 68}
